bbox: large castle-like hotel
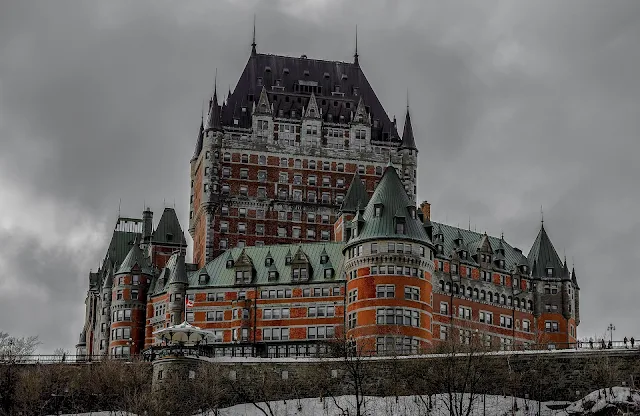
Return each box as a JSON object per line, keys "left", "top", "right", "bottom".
{"left": 77, "top": 35, "right": 581, "bottom": 359}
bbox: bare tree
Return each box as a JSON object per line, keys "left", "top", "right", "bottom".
{"left": 0, "top": 331, "right": 41, "bottom": 415}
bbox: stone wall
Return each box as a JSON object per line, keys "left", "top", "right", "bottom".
{"left": 152, "top": 349, "right": 640, "bottom": 403}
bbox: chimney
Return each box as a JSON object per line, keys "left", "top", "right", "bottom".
{"left": 142, "top": 207, "right": 153, "bottom": 242}
{"left": 420, "top": 201, "right": 431, "bottom": 221}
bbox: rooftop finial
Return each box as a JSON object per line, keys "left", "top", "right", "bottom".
{"left": 213, "top": 68, "right": 218, "bottom": 102}
{"left": 354, "top": 25, "right": 359, "bottom": 65}
{"left": 540, "top": 205, "right": 544, "bottom": 225}
{"left": 406, "top": 88, "right": 410, "bottom": 110}
{"left": 251, "top": 15, "right": 257, "bottom": 56}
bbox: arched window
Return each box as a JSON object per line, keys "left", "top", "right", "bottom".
{"left": 472, "top": 288, "right": 478, "bottom": 298}
{"left": 480, "top": 290, "right": 485, "bottom": 300}
{"left": 439, "top": 280, "right": 445, "bottom": 291}
{"left": 467, "top": 287, "right": 472, "bottom": 297}
{"left": 488, "top": 292, "right": 493, "bottom": 302}
{"left": 508, "top": 296, "right": 512, "bottom": 306}
{"left": 445, "top": 282, "right": 451, "bottom": 293}
{"left": 522, "top": 298, "right": 527, "bottom": 308}
{"left": 495, "top": 293, "right": 500, "bottom": 303}
{"left": 460, "top": 285, "right": 465, "bottom": 297}
{"left": 453, "top": 284, "right": 459, "bottom": 294}
{"left": 527, "top": 300, "right": 533, "bottom": 310}
{"left": 515, "top": 298, "right": 520, "bottom": 308}
{"left": 501, "top": 295, "right": 506, "bottom": 305}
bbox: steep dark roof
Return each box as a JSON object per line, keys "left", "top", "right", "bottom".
{"left": 346, "top": 166, "right": 429, "bottom": 246}
{"left": 401, "top": 107, "right": 417, "bottom": 150}
{"left": 222, "top": 53, "right": 399, "bottom": 143}
{"left": 205, "top": 87, "right": 222, "bottom": 132}
{"left": 341, "top": 172, "right": 369, "bottom": 213}
{"left": 191, "top": 117, "right": 204, "bottom": 161}
{"left": 152, "top": 208, "right": 187, "bottom": 246}
{"left": 116, "top": 238, "right": 153, "bottom": 275}
{"left": 166, "top": 252, "right": 188, "bottom": 285}
{"left": 527, "top": 223, "right": 564, "bottom": 279}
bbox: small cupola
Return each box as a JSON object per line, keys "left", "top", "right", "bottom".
{"left": 225, "top": 252, "right": 234, "bottom": 269}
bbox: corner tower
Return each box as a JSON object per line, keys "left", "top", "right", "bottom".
{"left": 400, "top": 104, "right": 418, "bottom": 203}
{"left": 343, "top": 165, "right": 434, "bottom": 355}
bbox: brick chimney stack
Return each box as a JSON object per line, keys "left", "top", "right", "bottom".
{"left": 420, "top": 201, "right": 431, "bottom": 221}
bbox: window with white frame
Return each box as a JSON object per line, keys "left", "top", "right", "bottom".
{"left": 348, "top": 312, "right": 357, "bottom": 329}
{"left": 500, "top": 315, "right": 513, "bottom": 328}
{"left": 262, "top": 308, "right": 290, "bottom": 320}
{"left": 376, "top": 285, "right": 395, "bottom": 298}
{"left": 479, "top": 311, "right": 493, "bottom": 324}
{"left": 439, "top": 302, "right": 449, "bottom": 315}
{"left": 404, "top": 286, "right": 420, "bottom": 301}
{"left": 307, "top": 326, "right": 334, "bottom": 339}
{"left": 263, "top": 327, "right": 289, "bottom": 341}
{"left": 348, "top": 289, "right": 358, "bottom": 303}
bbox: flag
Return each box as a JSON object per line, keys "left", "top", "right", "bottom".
{"left": 185, "top": 298, "right": 194, "bottom": 308}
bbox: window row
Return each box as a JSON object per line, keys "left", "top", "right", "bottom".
{"left": 112, "top": 309, "right": 132, "bottom": 322}
{"left": 376, "top": 336, "right": 420, "bottom": 355}
{"left": 111, "top": 326, "right": 131, "bottom": 340}
{"left": 218, "top": 206, "right": 333, "bottom": 224}
{"left": 370, "top": 265, "right": 425, "bottom": 279}
{"left": 115, "top": 275, "right": 143, "bottom": 286}
{"left": 347, "top": 242, "right": 427, "bottom": 258}
{"left": 115, "top": 289, "right": 140, "bottom": 301}
{"left": 263, "top": 327, "right": 290, "bottom": 341}
{"left": 308, "top": 305, "right": 335, "bottom": 317}
{"left": 111, "top": 346, "right": 131, "bottom": 357}
{"left": 376, "top": 308, "right": 420, "bottom": 327}
{"left": 307, "top": 325, "right": 335, "bottom": 339}
{"left": 262, "top": 308, "right": 291, "bottom": 320}
{"left": 438, "top": 280, "right": 533, "bottom": 310}
{"left": 216, "top": 152, "right": 385, "bottom": 176}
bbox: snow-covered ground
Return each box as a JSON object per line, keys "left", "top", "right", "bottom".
{"left": 55, "top": 387, "right": 640, "bottom": 415}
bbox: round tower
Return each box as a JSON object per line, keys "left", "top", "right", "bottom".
{"left": 343, "top": 166, "right": 434, "bottom": 355}
{"left": 108, "top": 237, "right": 153, "bottom": 357}
{"left": 166, "top": 251, "right": 189, "bottom": 325}
{"left": 98, "top": 261, "right": 114, "bottom": 357}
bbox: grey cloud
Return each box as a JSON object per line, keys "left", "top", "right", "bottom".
{"left": 1, "top": 0, "right": 639, "bottom": 351}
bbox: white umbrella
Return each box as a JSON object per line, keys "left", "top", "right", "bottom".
{"left": 153, "top": 321, "right": 213, "bottom": 344}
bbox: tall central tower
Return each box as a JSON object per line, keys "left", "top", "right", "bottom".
{"left": 189, "top": 38, "right": 418, "bottom": 268}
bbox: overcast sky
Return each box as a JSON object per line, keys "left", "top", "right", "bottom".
{"left": 1, "top": 0, "right": 639, "bottom": 353}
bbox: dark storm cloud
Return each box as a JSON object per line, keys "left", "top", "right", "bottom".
{"left": 1, "top": 0, "right": 639, "bottom": 351}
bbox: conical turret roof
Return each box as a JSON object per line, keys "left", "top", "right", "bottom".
{"left": 341, "top": 172, "right": 369, "bottom": 213}
{"left": 205, "top": 87, "right": 222, "bottom": 132}
{"left": 191, "top": 117, "right": 204, "bottom": 161}
{"left": 152, "top": 208, "right": 187, "bottom": 246}
{"left": 116, "top": 237, "right": 153, "bottom": 275}
{"left": 527, "top": 223, "right": 563, "bottom": 279}
{"left": 401, "top": 107, "right": 417, "bottom": 150}
{"left": 346, "top": 166, "right": 430, "bottom": 246}
{"left": 166, "top": 252, "right": 188, "bottom": 285}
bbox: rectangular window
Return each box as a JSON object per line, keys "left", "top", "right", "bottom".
{"left": 348, "top": 289, "right": 358, "bottom": 303}
{"left": 439, "top": 302, "right": 448, "bottom": 315}
{"left": 404, "top": 286, "right": 420, "bottom": 301}
{"left": 376, "top": 285, "right": 395, "bottom": 298}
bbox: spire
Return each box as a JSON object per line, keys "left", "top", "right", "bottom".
{"left": 354, "top": 25, "right": 359, "bottom": 65}
{"left": 341, "top": 172, "right": 370, "bottom": 213}
{"left": 562, "top": 257, "right": 570, "bottom": 280}
{"left": 251, "top": 15, "right": 257, "bottom": 56}
{"left": 401, "top": 102, "right": 417, "bottom": 150}
{"left": 205, "top": 73, "right": 222, "bottom": 132}
{"left": 527, "top": 221, "right": 563, "bottom": 279}
{"left": 191, "top": 114, "right": 205, "bottom": 161}
{"left": 571, "top": 265, "right": 579, "bottom": 288}
{"left": 254, "top": 86, "right": 272, "bottom": 115}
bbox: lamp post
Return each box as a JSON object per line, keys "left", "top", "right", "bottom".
{"left": 607, "top": 323, "right": 616, "bottom": 346}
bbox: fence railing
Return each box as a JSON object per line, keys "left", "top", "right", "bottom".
{"left": 2, "top": 340, "right": 637, "bottom": 364}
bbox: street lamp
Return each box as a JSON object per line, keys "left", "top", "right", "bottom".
{"left": 607, "top": 323, "right": 616, "bottom": 346}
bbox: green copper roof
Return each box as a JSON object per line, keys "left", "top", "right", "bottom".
{"left": 186, "top": 242, "right": 345, "bottom": 289}
{"left": 346, "top": 166, "right": 429, "bottom": 246}
{"left": 166, "top": 252, "right": 189, "bottom": 284}
{"left": 432, "top": 222, "right": 528, "bottom": 270}
{"left": 152, "top": 208, "right": 187, "bottom": 246}
{"left": 116, "top": 238, "right": 154, "bottom": 275}
{"left": 341, "top": 172, "right": 369, "bottom": 213}
{"left": 106, "top": 230, "right": 140, "bottom": 267}
{"left": 527, "top": 223, "right": 564, "bottom": 279}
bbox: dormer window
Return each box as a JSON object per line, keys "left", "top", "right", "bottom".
{"left": 486, "top": 256, "right": 492, "bottom": 263}
{"left": 546, "top": 268, "right": 553, "bottom": 277}
{"left": 521, "top": 265, "right": 528, "bottom": 274}
{"left": 460, "top": 251, "right": 467, "bottom": 259}
{"left": 292, "top": 267, "right": 308, "bottom": 281}
{"left": 374, "top": 204, "right": 383, "bottom": 217}
{"left": 226, "top": 259, "right": 234, "bottom": 268}
{"left": 265, "top": 257, "right": 273, "bottom": 266}
{"left": 324, "top": 268, "right": 334, "bottom": 279}
{"left": 285, "top": 255, "right": 292, "bottom": 265}
{"left": 235, "top": 270, "right": 251, "bottom": 284}
{"left": 395, "top": 220, "right": 405, "bottom": 235}
{"left": 320, "top": 254, "right": 329, "bottom": 264}
{"left": 500, "top": 260, "right": 505, "bottom": 269}
{"left": 198, "top": 274, "right": 208, "bottom": 285}
{"left": 166, "top": 233, "right": 173, "bottom": 242}
{"left": 408, "top": 206, "right": 416, "bottom": 219}
{"left": 268, "top": 270, "right": 279, "bottom": 281}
